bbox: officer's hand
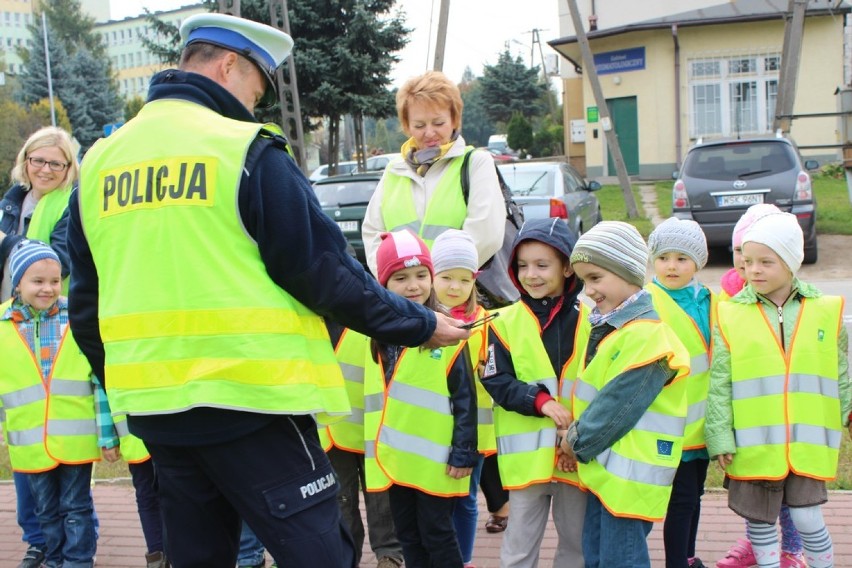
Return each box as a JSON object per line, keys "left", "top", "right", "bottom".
{"left": 424, "top": 312, "right": 470, "bottom": 349}
{"left": 446, "top": 465, "right": 473, "bottom": 479}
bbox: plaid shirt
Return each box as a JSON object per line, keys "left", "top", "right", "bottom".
{"left": 94, "top": 380, "right": 119, "bottom": 449}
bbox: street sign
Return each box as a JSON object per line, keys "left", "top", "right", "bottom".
{"left": 103, "top": 122, "right": 124, "bottom": 136}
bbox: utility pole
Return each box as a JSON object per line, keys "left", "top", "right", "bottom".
{"left": 530, "top": 28, "right": 557, "bottom": 119}
{"left": 773, "top": 0, "right": 807, "bottom": 133}
{"left": 433, "top": 0, "right": 451, "bottom": 71}
{"left": 41, "top": 12, "right": 56, "bottom": 127}
{"left": 564, "top": 0, "right": 638, "bottom": 218}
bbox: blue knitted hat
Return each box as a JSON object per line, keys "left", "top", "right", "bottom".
{"left": 10, "top": 240, "right": 60, "bottom": 289}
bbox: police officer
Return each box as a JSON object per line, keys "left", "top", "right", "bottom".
{"left": 66, "top": 13, "right": 468, "bottom": 568}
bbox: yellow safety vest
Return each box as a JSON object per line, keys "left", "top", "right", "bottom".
{"left": 26, "top": 186, "right": 72, "bottom": 294}
{"left": 326, "top": 328, "right": 370, "bottom": 453}
{"left": 573, "top": 319, "right": 689, "bottom": 521}
{"left": 488, "top": 300, "right": 591, "bottom": 489}
{"left": 77, "top": 99, "right": 349, "bottom": 422}
{"left": 380, "top": 150, "right": 470, "bottom": 247}
{"left": 647, "top": 283, "right": 716, "bottom": 450}
{"left": 717, "top": 296, "right": 843, "bottom": 481}
{"left": 111, "top": 414, "right": 150, "bottom": 463}
{"left": 465, "top": 305, "right": 496, "bottom": 455}
{"left": 365, "top": 343, "right": 471, "bottom": 496}
{"left": 0, "top": 300, "right": 99, "bottom": 472}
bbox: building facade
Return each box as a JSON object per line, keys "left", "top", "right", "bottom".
{"left": 551, "top": 0, "right": 850, "bottom": 178}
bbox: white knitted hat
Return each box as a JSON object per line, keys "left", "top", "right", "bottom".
{"left": 570, "top": 221, "right": 648, "bottom": 287}
{"left": 648, "top": 217, "right": 708, "bottom": 269}
{"left": 432, "top": 229, "right": 479, "bottom": 275}
{"left": 742, "top": 212, "right": 804, "bottom": 273}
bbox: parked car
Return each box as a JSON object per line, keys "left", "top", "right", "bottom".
{"left": 312, "top": 171, "right": 383, "bottom": 265}
{"left": 497, "top": 161, "right": 602, "bottom": 238}
{"left": 365, "top": 153, "right": 401, "bottom": 171}
{"left": 672, "top": 134, "right": 819, "bottom": 263}
{"left": 481, "top": 147, "right": 516, "bottom": 163}
{"left": 309, "top": 160, "right": 358, "bottom": 182}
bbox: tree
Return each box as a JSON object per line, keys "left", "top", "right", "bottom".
{"left": 480, "top": 50, "right": 546, "bottom": 124}
{"left": 460, "top": 76, "right": 496, "bottom": 148}
{"left": 507, "top": 112, "right": 533, "bottom": 156}
{"left": 124, "top": 96, "right": 146, "bottom": 122}
{"left": 39, "top": 0, "right": 104, "bottom": 57}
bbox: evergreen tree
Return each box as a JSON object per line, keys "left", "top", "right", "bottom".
{"left": 460, "top": 74, "right": 496, "bottom": 148}
{"left": 39, "top": 0, "right": 104, "bottom": 57}
{"left": 480, "top": 50, "right": 545, "bottom": 124}
{"left": 507, "top": 112, "right": 533, "bottom": 156}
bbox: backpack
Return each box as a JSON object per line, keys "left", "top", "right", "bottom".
{"left": 460, "top": 149, "right": 524, "bottom": 308}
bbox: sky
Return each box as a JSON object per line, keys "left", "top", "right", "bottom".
{"left": 108, "top": 0, "right": 564, "bottom": 89}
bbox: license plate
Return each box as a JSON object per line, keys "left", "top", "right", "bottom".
{"left": 718, "top": 193, "right": 764, "bottom": 207}
{"left": 336, "top": 220, "right": 358, "bottom": 232}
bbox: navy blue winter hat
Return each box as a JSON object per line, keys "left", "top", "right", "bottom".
{"left": 507, "top": 218, "right": 578, "bottom": 294}
{"left": 10, "top": 240, "right": 60, "bottom": 289}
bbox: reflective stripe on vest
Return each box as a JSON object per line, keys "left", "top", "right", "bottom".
{"left": 465, "top": 306, "right": 496, "bottom": 454}
{"left": 380, "top": 150, "right": 469, "bottom": 247}
{"left": 0, "top": 300, "right": 99, "bottom": 472}
{"left": 574, "top": 318, "right": 689, "bottom": 521}
{"left": 489, "top": 301, "right": 590, "bottom": 489}
{"left": 718, "top": 296, "right": 843, "bottom": 480}
{"left": 78, "top": 100, "right": 349, "bottom": 423}
{"left": 327, "top": 329, "right": 370, "bottom": 452}
{"left": 647, "top": 284, "right": 715, "bottom": 449}
{"left": 26, "top": 186, "right": 72, "bottom": 295}
{"left": 368, "top": 343, "right": 470, "bottom": 496}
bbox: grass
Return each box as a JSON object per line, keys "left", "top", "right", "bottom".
{"left": 597, "top": 184, "right": 655, "bottom": 237}
{"left": 0, "top": 440, "right": 134, "bottom": 481}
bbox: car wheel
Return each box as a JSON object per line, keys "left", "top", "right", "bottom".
{"left": 803, "top": 233, "right": 818, "bottom": 264}
{"left": 595, "top": 208, "right": 603, "bottom": 225}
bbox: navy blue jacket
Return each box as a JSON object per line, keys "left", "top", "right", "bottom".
{"left": 0, "top": 183, "right": 71, "bottom": 281}
{"left": 67, "top": 70, "right": 437, "bottom": 445}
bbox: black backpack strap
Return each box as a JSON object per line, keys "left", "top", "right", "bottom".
{"left": 245, "top": 130, "right": 292, "bottom": 173}
{"left": 460, "top": 148, "right": 474, "bottom": 205}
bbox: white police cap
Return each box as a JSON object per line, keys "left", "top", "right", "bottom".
{"left": 180, "top": 13, "right": 293, "bottom": 105}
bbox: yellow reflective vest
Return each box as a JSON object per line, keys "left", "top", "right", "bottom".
{"left": 573, "top": 319, "right": 689, "bottom": 521}
{"left": 465, "top": 305, "right": 496, "bottom": 455}
{"left": 365, "top": 343, "right": 471, "bottom": 496}
{"left": 325, "top": 328, "right": 370, "bottom": 453}
{"left": 111, "top": 413, "right": 150, "bottom": 463}
{"left": 717, "top": 296, "right": 843, "bottom": 481}
{"left": 26, "top": 186, "right": 72, "bottom": 294}
{"left": 380, "top": 150, "right": 469, "bottom": 247}
{"left": 488, "top": 300, "right": 591, "bottom": 489}
{"left": 647, "top": 283, "right": 716, "bottom": 450}
{"left": 0, "top": 299, "right": 99, "bottom": 472}
{"left": 77, "top": 99, "right": 349, "bottom": 422}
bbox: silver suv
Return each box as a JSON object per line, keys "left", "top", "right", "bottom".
{"left": 672, "top": 134, "right": 819, "bottom": 263}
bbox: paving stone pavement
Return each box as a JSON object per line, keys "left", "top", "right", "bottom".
{"left": 2, "top": 481, "right": 851, "bottom": 567}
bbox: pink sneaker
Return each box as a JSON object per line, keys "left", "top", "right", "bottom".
{"left": 779, "top": 551, "right": 807, "bottom": 568}
{"left": 716, "top": 538, "right": 756, "bottom": 568}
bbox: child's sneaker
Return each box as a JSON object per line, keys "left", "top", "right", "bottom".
{"left": 779, "top": 551, "right": 807, "bottom": 568}
{"left": 17, "top": 545, "right": 45, "bottom": 568}
{"left": 716, "top": 538, "right": 756, "bottom": 568}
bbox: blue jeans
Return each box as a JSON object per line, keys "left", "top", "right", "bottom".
{"left": 14, "top": 471, "right": 46, "bottom": 548}
{"left": 27, "top": 464, "right": 97, "bottom": 568}
{"left": 238, "top": 521, "right": 266, "bottom": 567}
{"left": 452, "top": 454, "right": 484, "bottom": 564}
{"left": 582, "top": 492, "right": 652, "bottom": 568}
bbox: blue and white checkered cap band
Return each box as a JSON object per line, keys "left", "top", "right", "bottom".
{"left": 10, "top": 240, "right": 60, "bottom": 288}
{"left": 185, "top": 27, "right": 276, "bottom": 75}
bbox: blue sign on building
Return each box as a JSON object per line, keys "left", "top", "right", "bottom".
{"left": 593, "top": 47, "right": 645, "bottom": 75}
{"left": 103, "top": 122, "right": 124, "bottom": 136}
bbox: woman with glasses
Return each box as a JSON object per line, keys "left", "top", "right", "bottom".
{"left": 0, "top": 126, "right": 78, "bottom": 568}
{"left": 0, "top": 126, "right": 77, "bottom": 302}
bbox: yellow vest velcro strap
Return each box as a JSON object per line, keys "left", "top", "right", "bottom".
{"left": 339, "top": 362, "right": 364, "bottom": 384}
{"left": 388, "top": 221, "right": 421, "bottom": 234}
{"left": 687, "top": 400, "right": 707, "bottom": 425}
{"left": 498, "top": 428, "right": 556, "bottom": 455}
{"left": 2, "top": 384, "right": 46, "bottom": 408}
{"left": 733, "top": 374, "right": 838, "bottom": 399}
{"left": 478, "top": 407, "right": 493, "bottom": 425}
{"left": 388, "top": 382, "right": 451, "bottom": 415}
{"left": 690, "top": 353, "right": 710, "bottom": 375}
{"left": 380, "top": 426, "right": 450, "bottom": 465}
{"left": 735, "top": 424, "right": 842, "bottom": 449}
{"left": 8, "top": 426, "right": 43, "bottom": 446}
{"left": 364, "top": 393, "right": 384, "bottom": 412}
{"left": 50, "top": 379, "right": 95, "bottom": 397}
{"left": 114, "top": 420, "right": 131, "bottom": 437}
{"left": 634, "top": 410, "right": 686, "bottom": 437}
{"left": 101, "top": 307, "right": 327, "bottom": 342}
{"left": 48, "top": 419, "right": 98, "bottom": 436}
{"left": 573, "top": 380, "right": 598, "bottom": 403}
{"left": 597, "top": 447, "right": 675, "bottom": 486}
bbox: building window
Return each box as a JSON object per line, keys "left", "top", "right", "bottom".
{"left": 688, "top": 52, "right": 780, "bottom": 137}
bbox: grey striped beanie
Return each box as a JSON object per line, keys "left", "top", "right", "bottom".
{"left": 569, "top": 221, "right": 648, "bottom": 287}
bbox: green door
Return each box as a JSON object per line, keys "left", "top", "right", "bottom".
{"left": 606, "top": 96, "right": 639, "bottom": 175}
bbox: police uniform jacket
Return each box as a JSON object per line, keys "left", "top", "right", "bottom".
{"left": 66, "top": 69, "right": 438, "bottom": 446}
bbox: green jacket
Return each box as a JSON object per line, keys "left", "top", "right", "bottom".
{"left": 704, "top": 278, "right": 850, "bottom": 458}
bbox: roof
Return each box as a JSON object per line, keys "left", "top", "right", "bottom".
{"left": 549, "top": 0, "right": 851, "bottom": 53}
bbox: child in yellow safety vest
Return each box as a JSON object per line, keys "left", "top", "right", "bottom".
{"left": 646, "top": 217, "right": 714, "bottom": 568}
{"left": 561, "top": 221, "right": 690, "bottom": 568}
{"left": 705, "top": 212, "right": 851, "bottom": 568}
{"left": 431, "top": 229, "right": 492, "bottom": 568}
{"left": 364, "top": 230, "right": 478, "bottom": 568}
{"left": 480, "top": 217, "right": 589, "bottom": 568}
{"left": 0, "top": 240, "right": 100, "bottom": 568}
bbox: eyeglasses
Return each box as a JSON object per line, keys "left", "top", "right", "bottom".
{"left": 27, "top": 156, "right": 69, "bottom": 172}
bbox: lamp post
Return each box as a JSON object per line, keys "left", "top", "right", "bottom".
{"left": 41, "top": 11, "right": 56, "bottom": 127}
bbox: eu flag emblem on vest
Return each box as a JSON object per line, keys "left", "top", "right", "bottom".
{"left": 657, "top": 439, "right": 673, "bottom": 456}
{"left": 430, "top": 348, "right": 443, "bottom": 360}
{"left": 818, "top": 329, "right": 825, "bottom": 342}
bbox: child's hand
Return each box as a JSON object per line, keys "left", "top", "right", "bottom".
{"left": 446, "top": 465, "right": 473, "bottom": 479}
{"left": 541, "top": 400, "right": 571, "bottom": 429}
{"left": 716, "top": 453, "right": 733, "bottom": 470}
{"left": 556, "top": 452, "right": 578, "bottom": 473}
{"left": 101, "top": 446, "right": 121, "bottom": 463}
